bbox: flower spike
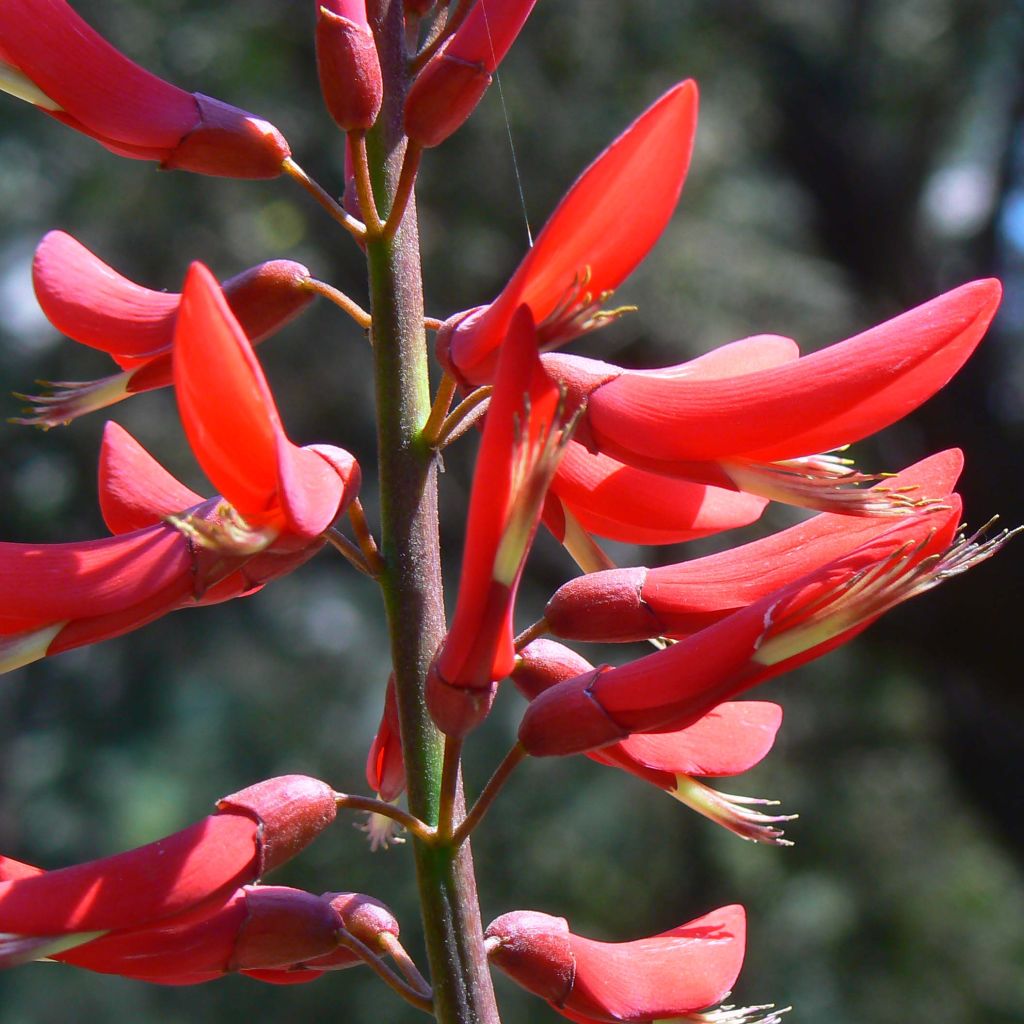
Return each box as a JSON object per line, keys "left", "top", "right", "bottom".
{"left": 0, "top": 0, "right": 290, "bottom": 176}
{"left": 438, "top": 81, "right": 699, "bottom": 385}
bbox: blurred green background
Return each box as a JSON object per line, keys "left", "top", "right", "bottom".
{"left": 1, "top": 1, "right": 1023, "bottom": 1021}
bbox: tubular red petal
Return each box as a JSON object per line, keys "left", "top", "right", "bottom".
{"left": 0, "top": 0, "right": 198, "bottom": 149}
{"left": 174, "top": 262, "right": 287, "bottom": 527}
{"left": 0, "top": 526, "right": 190, "bottom": 634}
{"left": 0, "top": 815, "right": 258, "bottom": 937}
{"left": 366, "top": 676, "right": 406, "bottom": 801}
{"left": 446, "top": 81, "right": 699, "bottom": 382}
{"left": 548, "top": 451, "right": 964, "bottom": 642}
{"left": 99, "top": 422, "right": 205, "bottom": 534}
{"left": 587, "top": 281, "right": 1001, "bottom": 463}
{"left": 436, "top": 306, "right": 557, "bottom": 690}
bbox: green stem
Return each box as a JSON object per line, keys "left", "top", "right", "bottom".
{"left": 364, "top": 3, "right": 500, "bottom": 1022}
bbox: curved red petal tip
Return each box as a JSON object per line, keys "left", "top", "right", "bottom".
{"left": 366, "top": 677, "right": 407, "bottom": 801}
{"left": 565, "top": 904, "right": 746, "bottom": 1021}
{"left": 174, "top": 262, "right": 286, "bottom": 524}
{"left": 216, "top": 775, "right": 337, "bottom": 876}
{"left": 33, "top": 230, "right": 180, "bottom": 364}
{"left": 99, "top": 421, "right": 204, "bottom": 534}
{"left": 277, "top": 441, "right": 361, "bottom": 542}
{"left": 448, "top": 81, "right": 699, "bottom": 383}
{"left": 163, "top": 94, "right": 290, "bottom": 179}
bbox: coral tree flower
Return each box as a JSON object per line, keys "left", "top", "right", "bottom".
{"left": 436, "top": 80, "right": 698, "bottom": 385}
{"left": 520, "top": 492, "right": 1016, "bottom": 757}
{"left": 404, "top": 0, "right": 538, "bottom": 148}
{"left": 544, "top": 450, "right": 964, "bottom": 642}
{"left": 19, "top": 231, "right": 316, "bottom": 426}
{"left": 515, "top": 640, "right": 793, "bottom": 845}
{"left": 426, "top": 306, "right": 573, "bottom": 736}
{"left": 0, "top": 775, "right": 338, "bottom": 968}
{"left": 545, "top": 282, "right": 1000, "bottom": 515}
{"left": 0, "top": 265, "right": 360, "bottom": 675}
{"left": 486, "top": 904, "right": 776, "bottom": 1023}
{"left": 0, "top": 0, "right": 290, "bottom": 177}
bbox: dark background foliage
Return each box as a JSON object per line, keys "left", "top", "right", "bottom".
{"left": 1, "top": 2, "right": 1022, "bottom": 1021}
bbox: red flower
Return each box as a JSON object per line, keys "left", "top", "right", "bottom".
{"left": 519, "top": 498, "right": 1016, "bottom": 757}
{"left": 0, "top": 776, "right": 337, "bottom": 968}
{"left": 18, "top": 231, "right": 315, "bottom": 426}
{"left": 515, "top": 641, "right": 792, "bottom": 845}
{"left": 426, "top": 306, "right": 571, "bottom": 736}
{"left": 172, "top": 262, "right": 359, "bottom": 545}
{"left": 0, "top": 0, "right": 290, "bottom": 177}
{"left": 405, "top": 0, "right": 538, "bottom": 148}
{"left": 545, "top": 282, "right": 999, "bottom": 515}
{"left": 366, "top": 675, "right": 406, "bottom": 803}
{"left": 436, "top": 81, "right": 698, "bottom": 384}
{"left": 0, "top": 264, "right": 361, "bottom": 675}
{"left": 544, "top": 450, "right": 964, "bottom": 642}
{"left": 486, "top": 904, "right": 778, "bottom": 1023}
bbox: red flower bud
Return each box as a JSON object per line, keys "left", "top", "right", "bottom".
{"left": 366, "top": 676, "right": 407, "bottom": 801}
{"left": 316, "top": 0, "right": 383, "bottom": 132}
{"left": 404, "top": 0, "right": 537, "bottom": 148}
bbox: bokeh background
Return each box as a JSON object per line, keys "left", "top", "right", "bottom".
{"left": 1, "top": 1, "right": 1023, "bottom": 1021}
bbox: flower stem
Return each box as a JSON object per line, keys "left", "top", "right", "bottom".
{"left": 451, "top": 744, "right": 528, "bottom": 847}
{"left": 338, "top": 928, "right": 435, "bottom": 1015}
{"left": 421, "top": 371, "right": 459, "bottom": 447}
{"left": 364, "top": 3, "right": 500, "bottom": 1021}
{"left": 306, "top": 278, "right": 373, "bottom": 330}
{"left": 334, "top": 792, "right": 435, "bottom": 843}
{"left": 282, "top": 157, "right": 367, "bottom": 241}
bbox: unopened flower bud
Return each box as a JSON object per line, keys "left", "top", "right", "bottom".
{"left": 316, "top": 0, "right": 383, "bottom": 132}
{"left": 404, "top": 0, "right": 537, "bottom": 148}
{"left": 485, "top": 911, "right": 575, "bottom": 1005}
{"left": 326, "top": 892, "right": 401, "bottom": 946}
{"left": 512, "top": 639, "right": 594, "bottom": 700}
{"left": 544, "top": 567, "right": 665, "bottom": 642}
{"left": 231, "top": 886, "right": 343, "bottom": 970}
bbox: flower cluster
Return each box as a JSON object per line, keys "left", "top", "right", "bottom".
{"left": 0, "top": 2, "right": 1014, "bottom": 1021}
